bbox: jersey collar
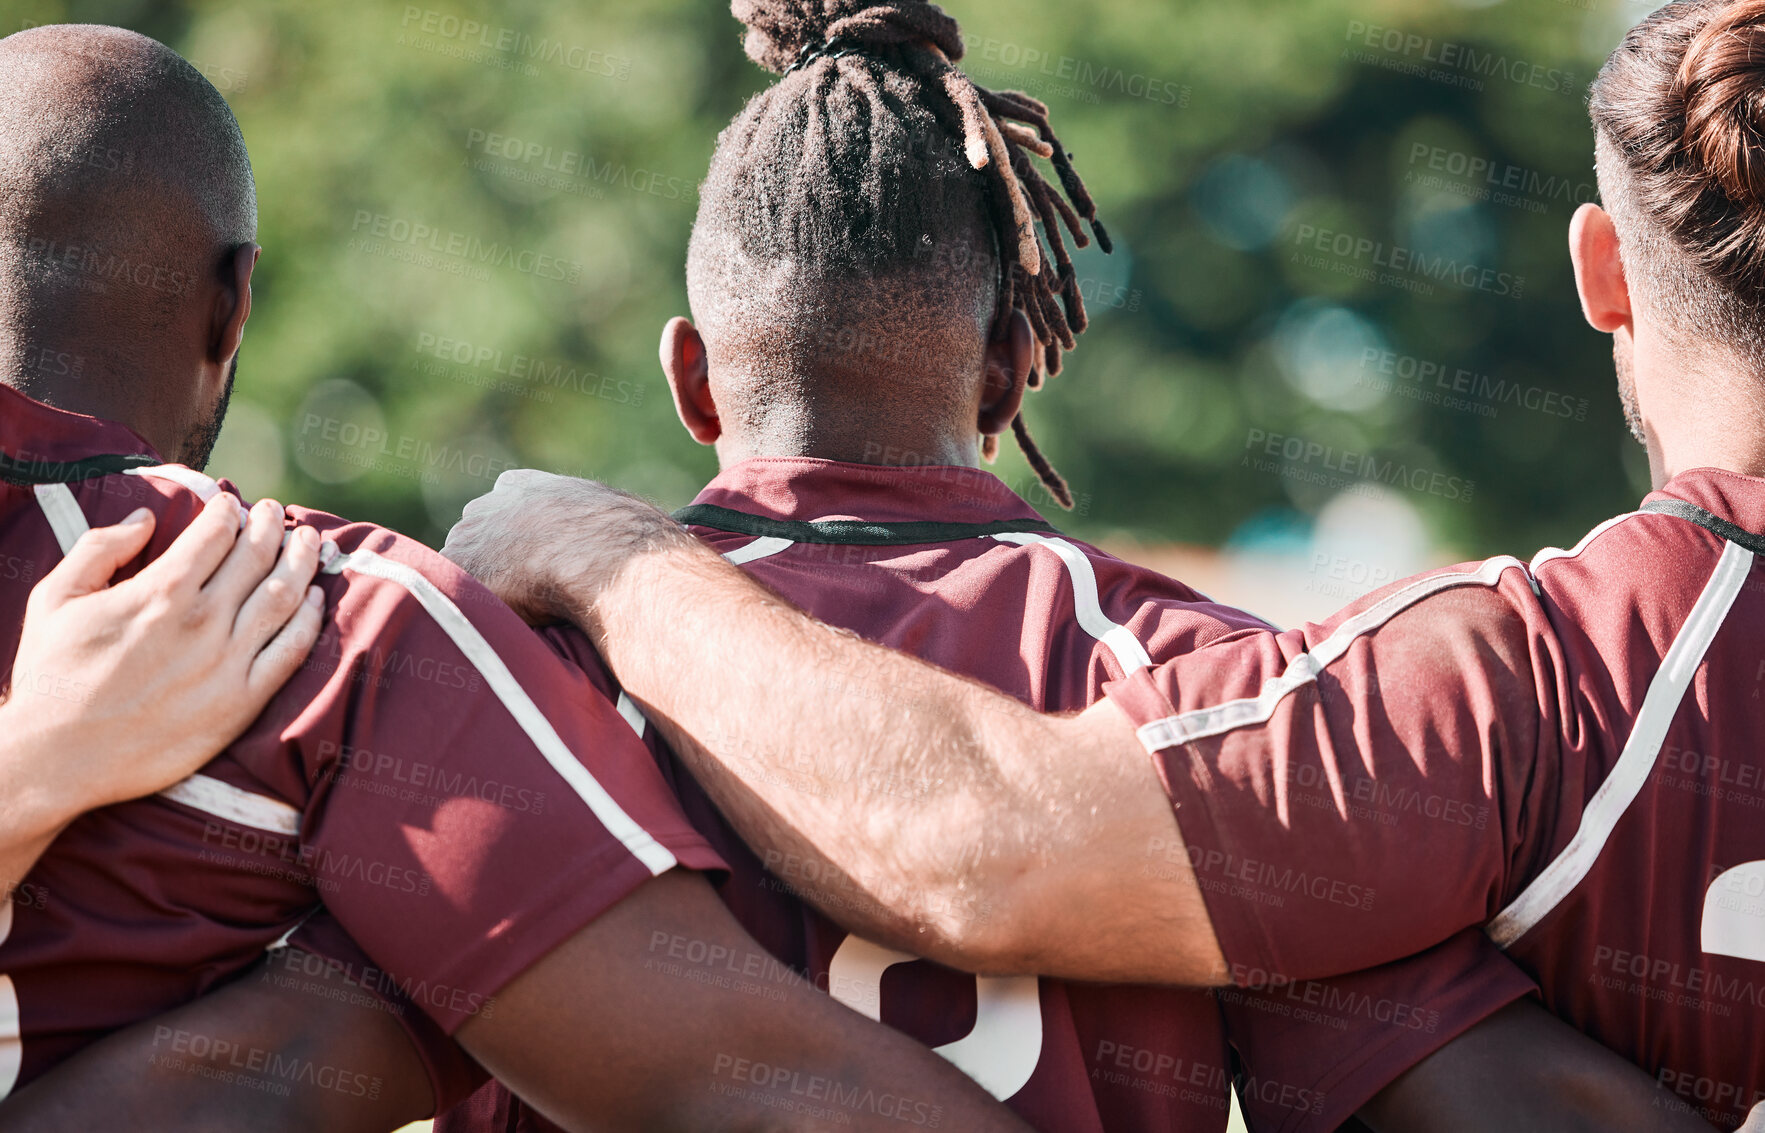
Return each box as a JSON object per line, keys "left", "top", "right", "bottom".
{"left": 681, "top": 457, "right": 1058, "bottom": 545}
{"left": 1652, "top": 468, "right": 1765, "bottom": 544}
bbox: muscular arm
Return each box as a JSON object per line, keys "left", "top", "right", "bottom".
{"left": 0, "top": 946, "right": 434, "bottom": 1133}
{"left": 456, "top": 867, "right": 1029, "bottom": 1132}
{"left": 1, "top": 496, "right": 323, "bottom": 894}
{"left": 0, "top": 871, "right": 1030, "bottom": 1132}
{"left": 1359, "top": 999, "right": 1721, "bottom": 1133}
{"left": 443, "top": 473, "right": 1223, "bottom": 985}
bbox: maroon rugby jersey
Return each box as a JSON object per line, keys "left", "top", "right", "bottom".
{"left": 448, "top": 458, "right": 1533, "bottom": 1133}
{"left": 1106, "top": 467, "right": 1765, "bottom": 1130}
{"left": 0, "top": 383, "right": 723, "bottom": 1102}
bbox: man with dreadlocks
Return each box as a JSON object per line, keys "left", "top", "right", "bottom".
{"left": 8, "top": 4, "right": 1726, "bottom": 1132}
{"left": 435, "top": 4, "right": 1722, "bottom": 1132}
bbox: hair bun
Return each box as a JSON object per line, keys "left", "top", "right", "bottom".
{"left": 730, "top": 0, "right": 964, "bottom": 75}
{"left": 1680, "top": 0, "right": 1765, "bottom": 208}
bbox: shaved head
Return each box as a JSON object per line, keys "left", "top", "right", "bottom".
{"left": 0, "top": 24, "right": 257, "bottom": 467}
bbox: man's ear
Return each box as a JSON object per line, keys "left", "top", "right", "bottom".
{"left": 660, "top": 317, "right": 719, "bottom": 446}
{"left": 210, "top": 243, "right": 258, "bottom": 366}
{"left": 978, "top": 309, "right": 1033, "bottom": 437}
{"left": 1569, "top": 204, "right": 1631, "bottom": 334}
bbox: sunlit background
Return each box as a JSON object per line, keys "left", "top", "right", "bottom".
{"left": 9, "top": 0, "right": 1666, "bottom": 632}
{"left": 2, "top": 1, "right": 1673, "bottom": 1128}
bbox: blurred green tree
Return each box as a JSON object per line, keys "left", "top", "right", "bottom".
{"left": 7, "top": 0, "right": 1650, "bottom": 557}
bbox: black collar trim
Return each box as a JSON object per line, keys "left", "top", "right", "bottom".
{"left": 673, "top": 503, "right": 1060, "bottom": 546}
{"left": 0, "top": 449, "right": 157, "bottom": 487}
{"left": 1641, "top": 498, "right": 1765, "bottom": 557}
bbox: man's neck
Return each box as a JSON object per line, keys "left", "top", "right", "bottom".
{"left": 0, "top": 364, "right": 172, "bottom": 460}
{"left": 1644, "top": 345, "right": 1765, "bottom": 486}
{"left": 712, "top": 388, "right": 984, "bottom": 469}
{"left": 715, "top": 427, "right": 982, "bottom": 471}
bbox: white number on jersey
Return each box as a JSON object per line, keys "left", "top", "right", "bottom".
{"left": 828, "top": 934, "right": 1043, "bottom": 1100}
{"left": 1702, "top": 862, "right": 1765, "bottom": 963}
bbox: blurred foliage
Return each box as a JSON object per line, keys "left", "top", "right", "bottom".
{"left": 8, "top": 0, "right": 1658, "bottom": 554}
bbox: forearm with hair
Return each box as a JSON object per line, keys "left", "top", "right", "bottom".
{"left": 584, "top": 535, "right": 1046, "bottom": 966}
{"left": 578, "top": 536, "right": 1222, "bottom": 983}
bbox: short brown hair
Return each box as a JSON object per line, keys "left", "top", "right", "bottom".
{"left": 1594, "top": 0, "right": 1765, "bottom": 361}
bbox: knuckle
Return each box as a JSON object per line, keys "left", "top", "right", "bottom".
{"left": 259, "top": 577, "right": 296, "bottom": 609}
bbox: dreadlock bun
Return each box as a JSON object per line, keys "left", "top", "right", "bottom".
{"left": 703, "top": 0, "right": 1114, "bottom": 508}
{"left": 731, "top": 0, "right": 965, "bottom": 75}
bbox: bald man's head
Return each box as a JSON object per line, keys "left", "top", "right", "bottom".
{"left": 0, "top": 24, "right": 258, "bottom": 467}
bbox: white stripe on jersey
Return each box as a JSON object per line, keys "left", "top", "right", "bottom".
{"left": 31, "top": 484, "right": 87, "bottom": 555}
{"left": 1529, "top": 511, "right": 1643, "bottom": 574}
{"left": 30, "top": 484, "right": 303, "bottom": 836}
{"left": 723, "top": 536, "right": 795, "bottom": 566}
{"left": 160, "top": 775, "right": 302, "bottom": 836}
{"left": 614, "top": 536, "right": 795, "bottom": 741}
{"left": 323, "top": 547, "right": 679, "bottom": 875}
{"left": 1131, "top": 556, "right": 1530, "bottom": 753}
{"left": 991, "top": 533, "right": 1153, "bottom": 677}
{"left": 1488, "top": 539, "right": 1754, "bottom": 948}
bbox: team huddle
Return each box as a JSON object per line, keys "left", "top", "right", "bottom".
{"left": 0, "top": 0, "right": 1758, "bottom": 1131}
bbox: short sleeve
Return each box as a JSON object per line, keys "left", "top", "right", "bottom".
{"left": 1105, "top": 560, "right": 1563, "bottom": 982}
{"left": 1219, "top": 930, "right": 1537, "bottom": 1132}
{"left": 227, "top": 513, "right": 727, "bottom": 1034}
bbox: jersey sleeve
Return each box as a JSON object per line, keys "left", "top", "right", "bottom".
{"left": 226, "top": 511, "right": 727, "bottom": 1035}
{"left": 1219, "top": 930, "right": 1537, "bottom": 1132}
{"left": 1103, "top": 558, "right": 1571, "bottom": 983}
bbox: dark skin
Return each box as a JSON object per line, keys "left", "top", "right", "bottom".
{"left": 1, "top": 872, "right": 1027, "bottom": 1132}
{"left": 1, "top": 294, "right": 1723, "bottom": 1131}
{"left": 0, "top": 29, "right": 1715, "bottom": 1130}
{"left": 0, "top": 26, "right": 1033, "bottom": 1133}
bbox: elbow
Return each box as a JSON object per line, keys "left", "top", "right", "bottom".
{"left": 885, "top": 855, "right": 1045, "bottom": 977}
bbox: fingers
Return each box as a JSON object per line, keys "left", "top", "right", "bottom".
{"left": 33, "top": 508, "right": 157, "bottom": 605}
{"left": 245, "top": 584, "right": 325, "bottom": 704}
{"left": 203, "top": 499, "right": 290, "bottom": 610}
{"left": 136, "top": 493, "right": 245, "bottom": 593}
{"left": 231, "top": 525, "right": 323, "bottom": 656}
